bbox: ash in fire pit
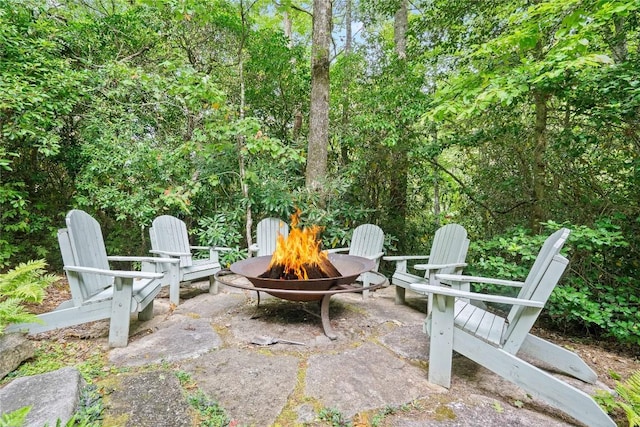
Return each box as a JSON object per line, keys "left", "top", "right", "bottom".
{"left": 259, "top": 212, "right": 341, "bottom": 280}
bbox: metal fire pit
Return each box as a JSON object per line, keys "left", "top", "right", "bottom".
{"left": 214, "top": 253, "right": 387, "bottom": 339}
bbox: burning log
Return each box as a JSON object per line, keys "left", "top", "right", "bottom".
{"left": 259, "top": 211, "right": 342, "bottom": 280}
{"left": 260, "top": 255, "right": 341, "bottom": 280}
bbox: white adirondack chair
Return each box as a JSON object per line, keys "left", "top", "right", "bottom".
{"left": 7, "top": 209, "right": 179, "bottom": 348}
{"left": 410, "top": 228, "right": 615, "bottom": 427}
{"left": 328, "top": 223, "right": 385, "bottom": 298}
{"left": 149, "top": 215, "right": 230, "bottom": 304}
{"left": 249, "top": 217, "right": 290, "bottom": 257}
{"left": 384, "top": 223, "right": 469, "bottom": 307}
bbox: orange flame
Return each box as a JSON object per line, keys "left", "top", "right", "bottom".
{"left": 268, "top": 209, "right": 330, "bottom": 280}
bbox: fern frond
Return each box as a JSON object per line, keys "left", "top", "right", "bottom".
{"left": 0, "top": 298, "right": 43, "bottom": 334}
{"left": 616, "top": 370, "right": 640, "bottom": 426}
{"left": 0, "top": 260, "right": 57, "bottom": 303}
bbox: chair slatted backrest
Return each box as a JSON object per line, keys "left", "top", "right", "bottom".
{"left": 151, "top": 215, "right": 193, "bottom": 267}
{"left": 63, "top": 209, "right": 113, "bottom": 302}
{"left": 502, "top": 228, "right": 571, "bottom": 352}
{"left": 256, "top": 218, "right": 289, "bottom": 257}
{"left": 429, "top": 224, "right": 470, "bottom": 275}
{"left": 348, "top": 224, "right": 385, "bottom": 269}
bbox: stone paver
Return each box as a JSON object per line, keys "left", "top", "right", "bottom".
{"left": 0, "top": 367, "right": 82, "bottom": 427}
{"left": 0, "top": 283, "right": 609, "bottom": 427}
{"left": 102, "top": 370, "right": 192, "bottom": 427}
{"left": 109, "top": 317, "right": 222, "bottom": 367}
{"left": 180, "top": 348, "right": 300, "bottom": 426}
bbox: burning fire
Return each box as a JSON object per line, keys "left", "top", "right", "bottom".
{"left": 261, "top": 210, "right": 341, "bottom": 280}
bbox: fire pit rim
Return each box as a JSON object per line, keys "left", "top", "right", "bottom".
{"left": 226, "top": 253, "right": 376, "bottom": 301}
{"left": 229, "top": 253, "right": 375, "bottom": 283}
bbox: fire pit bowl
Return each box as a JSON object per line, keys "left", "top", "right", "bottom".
{"left": 228, "top": 253, "right": 376, "bottom": 302}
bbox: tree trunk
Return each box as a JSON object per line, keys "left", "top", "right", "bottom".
{"left": 340, "top": 0, "right": 352, "bottom": 166}
{"left": 306, "top": 0, "right": 332, "bottom": 191}
{"left": 531, "top": 90, "right": 549, "bottom": 232}
{"left": 345, "top": 0, "right": 352, "bottom": 54}
{"left": 605, "top": 15, "right": 627, "bottom": 63}
{"left": 433, "top": 175, "right": 441, "bottom": 227}
{"left": 394, "top": 0, "right": 407, "bottom": 60}
{"left": 238, "top": 1, "right": 253, "bottom": 255}
{"left": 388, "top": 0, "right": 409, "bottom": 248}
{"left": 283, "top": 11, "right": 292, "bottom": 48}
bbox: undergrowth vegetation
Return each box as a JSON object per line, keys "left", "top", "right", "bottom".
{"left": 0, "top": 261, "right": 56, "bottom": 335}
{"left": 466, "top": 220, "right": 639, "bottom": 348}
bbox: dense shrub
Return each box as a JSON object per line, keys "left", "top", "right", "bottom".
{"left": 466, "top": 220, "right": 639, "bottom": 347}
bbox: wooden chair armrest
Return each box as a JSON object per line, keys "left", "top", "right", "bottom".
{"left": 435, "top": 273, "right": 524, "bottom": 288}
{"left": 408, "top": 283, "right": 544, "bottom": 308}
{"left": 64, "top": 265, "right": 164, "bottom": 280}
{"left": 108, "top": 256, "right": 180, "bottom": 264}
{"left": 149, "top": 249, "right": 190, "bottom": 257}
{"left": 364, "top": 252, "right": 384, "bottom": 261}
{"left": 383, "top": 255, "right": 430, "bottom": 274}
{"left": 191, "top": 245, "right": 232, "bottom": 250}
{"left": 326, "top": 247, "right": 349, "bottom": 254}
{"left": 383, "top": 255, "right": 430, "bottom": 262}
{"left": 414, "top": 262, "right": 467, "bottom": 271}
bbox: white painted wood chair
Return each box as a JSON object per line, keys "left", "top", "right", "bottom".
{"left": 249, "top": 217, "right": 289, "bottom": 257}
{"left": 384, "top": 223, "right": 469, "bottom": 307}
{"left": 7, "top": 209, "right": 179, "bottom": 348}
{"left": 149, "top": 215, "right": 231, "bottom": 304}
{"left": 328, "top": 223, "right": 385, "bottom": 298}
{"left": 410, "top": 228, "right": 615, "bottom": 427}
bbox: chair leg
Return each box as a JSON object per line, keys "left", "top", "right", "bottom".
{"left": 109, "top": 277, "right": 134, "bottom": 348}
{"left": 519, "top": 333, "right": 598, "bottom": 384}
{"left": 361, "top": 273, "right": 370, "bottom": 299}
{"left": 138, "top": 301, "right": 154, "bottom": 321}
{"left": 427, "top": 294, "right": 455, "bottom": 388}
{"left": 209, "top": 275, "right": 219, "bottom": 294}
{"left": 169, "top": 282, "right": 180, "bottom": 306}
{"left": 395, "top": 286, "right": 406, "bottom": 305}
{"left": 454, "top": 331, "right": 615, "bottom": 427}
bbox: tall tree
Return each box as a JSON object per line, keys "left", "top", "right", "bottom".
{"left": 420, "top": 0, "right": 626, "bottom": 231}
{"left": 306, "top": 0, "right": 332, "bottom": 190}
{"left": 388, "top": 0, "right": 410, "bottom": 245}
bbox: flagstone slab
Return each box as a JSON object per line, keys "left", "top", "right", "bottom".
{"left": 0, "top": 367, "right": 82, "bottom": 427}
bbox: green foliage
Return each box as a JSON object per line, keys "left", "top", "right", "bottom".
{"left": 74, "top": 61, "right": 230, "bottom": 228}
{"left": 614, "top": 370, "right": 640, "bottom": 426}
{"left": 175, "top": 370, "right": 232, "bottom": 426}
{"left": 66, "top": 384, "right": 104, "bottom": 427}
{"left": 195, "top": 213, "right": 246, "bottom": 265}
{"left": 317, "top": 407, "right": 351, "bottom": 427}
{"left": 596, "top": 370, "right": 640, "bottom": 426}
{"left": 466, "top": 225, "right": 551, "bottom": 283}
{"left": 467, "top": 220, "right": 640, "bottom": 345}
{"left": 186, "top": 390, "right": 230, "bottom": 427}
{"left": 4, "top": 341, "right": 106, "bottom": 383}
{"left": 546, "top": 220, "right": 639, "bottom": 345}
{"left": 0, "top": 260, "right": 56, "bottom": 334}
{"left": 0, "top": 148, "right": 28, "bottom": 268}
{"left": 244, "top": 27, "right": 310, "bottom": 142}
{"left": 0, "top": 0, "right": 87, "bottom": 265}
{"left": 286, "top": 180, "right": 398, "bottom": 253}
{"left": 0, "top": 406, "right": 30, "bottom": 427}
{"left": 423, "top": 0, "right": 620, "bottom": 124}
{"left": 1, "top": 0, "right": 640, "bottom": 352}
